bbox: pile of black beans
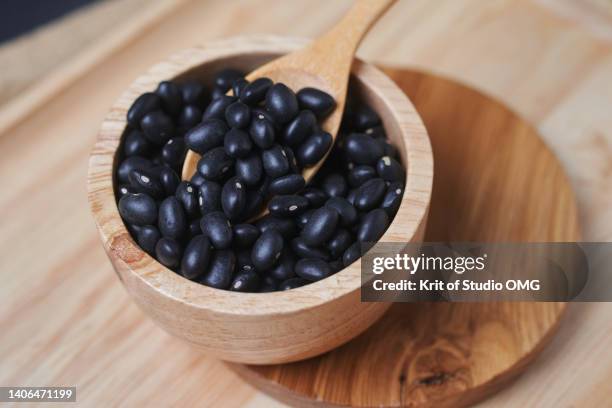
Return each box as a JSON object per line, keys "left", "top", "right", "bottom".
{"left": 116, "top": 68, "right": 405, "bottom": 292}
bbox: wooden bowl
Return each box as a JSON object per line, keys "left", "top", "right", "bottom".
{"left": 87, "top": 36, "right": 433, "bottom": 365}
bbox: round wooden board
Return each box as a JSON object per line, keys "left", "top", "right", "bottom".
{"left": 228, "top": 69, "right": 581, "bottom": 407}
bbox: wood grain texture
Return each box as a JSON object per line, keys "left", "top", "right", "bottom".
{"left": 182, "top": 0, "right": 396, "bottom": 183}
{"left": 1, "top": 0, "right": 611, "bottom": 406}
{"left": 87, "top": 37, "right": 433, "bottom": 365}
{"left": 0, "top": 0, "right": 188, "bottom": 136}
{"left": 231, "top": 68, "right": 579, "bottom": 407}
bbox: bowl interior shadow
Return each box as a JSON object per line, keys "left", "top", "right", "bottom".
{"left": 228, "top": 68, "right": 580, "bottom": 407}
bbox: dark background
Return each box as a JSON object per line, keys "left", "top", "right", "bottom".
{"left": 0, "top": 0, "right": 98, "bottom": 43}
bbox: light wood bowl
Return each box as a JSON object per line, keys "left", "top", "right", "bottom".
{"left": 87, "top": 36, "right": 433, "bottom": 365}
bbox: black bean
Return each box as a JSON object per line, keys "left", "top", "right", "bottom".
{"left": 190, "top": 172, "right": 206, "bottom": 188}
{"left": 118, "top": 193, "right": 157, "bottom": 226}
{"left": 249, "top": 114, "right": 275, "bottom": 149}
{"left": 211, "top": 86, "right": 225, "bottom": 100}
{"left": 301, "top": 207, "right": 338, "bottom": 246}
{"left": 151, "top": 153, "right": 165, "bottom": 167}
{"left": 198, "top": 182, "right": 224, "bottom": 214}
{"left": 270, "top": 249, "right": 296, "bottom": 281}
{"left": 235, "top": 154, "right": 263, "bottom": 186}
{"left": 376, "top": 156, "right": 404, "bottom": 182}
{"left": 232, "top": 78, "right": 249, "bottom": 98}
{"left": 268, "top": 195, "right": 309, "bottom": 217}
{"left": 140, "top": 111, "right": 174, "bottom": 145}
{"left": 224, "top": 101, "right": 251, "bottom": 129}
{"left": 188, "top": 219, "right": 201, "bottom": 237}
{"left": 279, "top": 277, "right": 308, "bottom": 290}
{"left": 291, "top": 237, "right": 330, "bottom": 261}
{"left": 177, "top": 105, "right": 202, "bottom": 129}
{"left": 127, "top": 222, "right": 143, "bottom": 239}
{"left": 328, "top": 260, "right": 342, "bottom": 274}
{"left": 381, "top": 181, "right": 403, "bottom": 216}
{"left": 158, "top": 196, "right": 187, "bottom": 239}
{"left": 156, "top": 81, "right": 182, "bottom": 117}
{"left": 242, "top": 187, "right": 265, "bottom": 220}
{"left": 118, "top": 156, "right": 154, "bottom": 184}
{"left": 252, "top": 108, "right": 278, "bottom": 127}
{"left": 175, "top": 181, "right": 199, "bottom": 219}
{"left": 256, "top": 177, "right": 272, "bottom": 199}
{"left": 296, "top": 130, "right": 332, "bottom": 166}
{"left": 325, "top": 197, "right": 357, "bottom": 227}
{"left": 124, "top": 129, "right": 151, "bottom": 157}
{"left": 233, "top": 223, "right": 260, "bottom": 248}
{"left": 127, "top": 92, "right": 160, "bottom": 126}
{"left": 256, "top": 215, "right": 297, "bottom": 240}
{"left": 327, "top": 228, "right": 353, "bottom": 259}
{"left": 283, "top": 110, "right": 316, "bottom": 146}
{"left": 159, "top": 167, "right": 180, "bottom": 196}
{"left": 297, "top": 209, "right": 314, "bottom": 229}
{"left": 374, "top": 138, "right": 398, "bottom": 159}
{"left": 214, "top": 68, "right": 244, "bottom": 91}
{"left": 345, "top": 133, "right": 384, "bottom": 165}
{"left": 181, "top": 80, "right": 206, "bottom": 106}
{"left": 197, "top": 147, "right": 234, "bottom": 180}
{"left": 321, "top": 173, "right": 347, "bottom": 197}
{"left": 346, "top": 189, "right": 357, "bottom": 206}
{"left": 230, "top": 269, "right": 260, "bottom": 292}
{"left": 295, "top": 259, "right": 331, "bottom": 281}
{"left": 357, "top": 208, "right": 389, "bottom": 243}
{"left": 224, "top": 128, "right": 252, "bottom": 158}
{"left": 240, "top": 77, "right": 273, "bottom": 105}
{"left": 221, "top": 176, "right": 246, "bottom": 220}
{"left": 301, "top": 187, "right": 328, "bottom": 207}
{"left": 117, "top": 184, "right": 135, "bottom": 198}
{"left": 296, "top": 87, "right": 335, "bottom": 119}
{"left": 342, "top": 242, "right": 361, "bottom": 267}
{"left": 348, "top": 164, "right": 376, "bottom": 187}
{"left": 265, "top": 83, "right": 299, "bottom": 124}
{"left": 354, "top": 178, "right": 386, "bottom": 211}
{"left": 202, "top": 95, "right": 235, "bottom": 121}
{"left": 200, "top": 211, "right": 233, "bottom": 249}
{"left": 259, "top": 276, "right": 279, "bottom": 292}
{"left": 136, "top": 225, "right": 160, "bottom": 256}
{"left": 185, "top": 119, "right": 228, "bottom": 154}
{"left": 268, "top": 174, "right": 305, "bottom": 195}
{"left": 251, "top": 230, "right": 284, "bottom": 271}
{"left": 155, "top": 237, "right": 182, "bottom": 269}
{"left": 262, "top": 145, "right": 290, "bottom": 178}
{"left": 200, "top": 250, "right": 235, "bottom": 289}
{"left": 235, "top": 249, "right": 253, "bottom": 271}
{"left": 365, "top": 125, "right": 386, "bottom": 139}
{"left": 128, "top": 168, "right": 164, "bottom": 198}
{"left": 161, "top": 137, "right": 185, "bottom": 167}
{"left": 354, "top": 104, "right": 381, "bottom": 130}
{"left": 180, "top": 235, "right": 211, "bottom": 280}
{"left": 283, "top": 146, "right": 300, "bottom": 173}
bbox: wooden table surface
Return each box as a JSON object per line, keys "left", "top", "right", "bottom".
{"left": 1, "top": 0, "right": 611, "bottom": 406}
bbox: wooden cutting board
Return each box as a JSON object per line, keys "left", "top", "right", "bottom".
{"left": 1, "top": 1, "right": 611, "bottom": 406}
{"left": 229, "top": 68, "right": 580, "bottom": 407}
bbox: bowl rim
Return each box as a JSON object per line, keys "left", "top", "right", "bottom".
{"left": 87, "top": 35, "right": 433, "bottom": 316}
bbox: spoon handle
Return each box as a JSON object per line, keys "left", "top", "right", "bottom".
{"left": 301, "top": 0, "right": 397, "bottom": 89}
{"left": 318, "top": 0, "right": 397, "bottom": 56}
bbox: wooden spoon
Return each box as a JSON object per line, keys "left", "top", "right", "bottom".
{"left": 182, "top": 0, "right": 395, "bottom": 183}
